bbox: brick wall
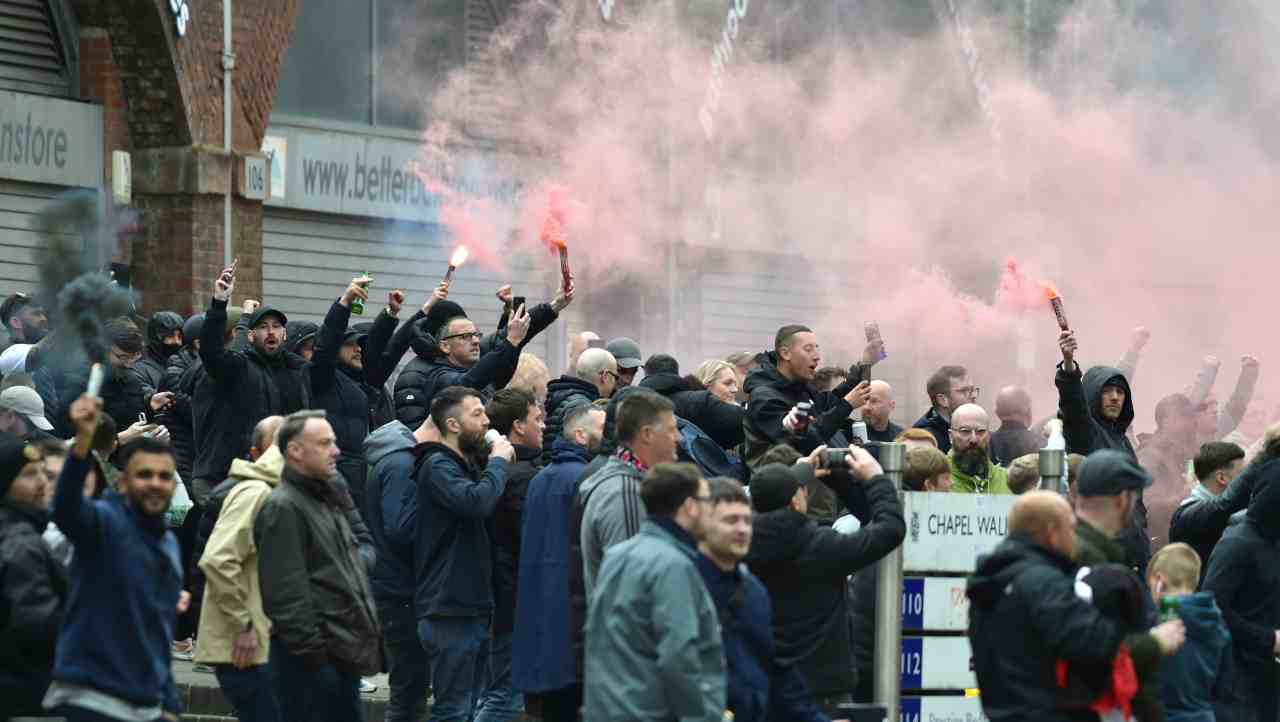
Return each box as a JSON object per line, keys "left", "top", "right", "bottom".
{"left": 76, "top": 0, "right": 301, "bottom": 315}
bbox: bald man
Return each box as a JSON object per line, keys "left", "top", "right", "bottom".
{"left": 948, "top": 404, "right": 1011, "bottom": 494}
{"left": 967, "top": 491, "right": 1185, "bottom": 722}
{"left": 862, "top": 380, "right": 903, "bottom": 442}
{"left": 990, "top": 386, "right": 1042, "bottom": 466}
{"left": 565, "top": 331, "right": 601, "bottom": 376}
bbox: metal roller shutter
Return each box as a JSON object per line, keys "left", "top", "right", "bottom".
{"left": 695, "top": 251, "right": 831, "bottom": 362}
{"left": 0, "top": 0, "right": 71, "bottom": 97}
{"left": 262, "top": 209, "right": 552, "bottom": 364}
{"left": 0, "top": 178, "right": 60, "bottom": 295}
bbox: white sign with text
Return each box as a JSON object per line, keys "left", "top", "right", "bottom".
{"left": 903, "top": 491, "right": 1015, "bottom": 573}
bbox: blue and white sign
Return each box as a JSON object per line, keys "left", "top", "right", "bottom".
{"left": 901, "top": 637, "right": 976, "bottom": 690}
{"left": 902, "top": 577, "right": 970, "bottom": 631}
{"left": 900, "top": 695, "right": 988, "bottom": 722}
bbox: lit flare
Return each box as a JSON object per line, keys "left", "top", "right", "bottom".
{"left": 445, "top": 245, "right": 469, "bottom": 282}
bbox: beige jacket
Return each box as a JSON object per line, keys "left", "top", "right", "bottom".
{"left": 193, "top": 447, "right": 283, "bottom": 666}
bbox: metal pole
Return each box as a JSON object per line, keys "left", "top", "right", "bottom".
{"left": 1039, "top": 447, "right": 1067, "bottom": 495}
{"left": 223, "top": 0, "right": 235, "bottom": 268}
{"left": 874, "top": 442, "right": 906, "bottom": 722}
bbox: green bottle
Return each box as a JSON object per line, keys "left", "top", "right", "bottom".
{"left": 1159, "top": 596, "right": 1182, "bottom": 622}
{"left": 351, "top": 271, "right": 369, "bottom": 315}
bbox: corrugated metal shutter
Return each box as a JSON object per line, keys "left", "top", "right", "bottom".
{"left": 464, "top": 0, "right": 518, "bottom": 142}
{"left": 0, "top": 0, "right": 70, "bottom": 97}
{"left": 262, "top": 209, "right": 552, "bottom": 363}
{"left": 0, "top": 179, "right": 59, "bottom": 296}
{"left": 694, "top": 252, "right": 831, "bottom": 362}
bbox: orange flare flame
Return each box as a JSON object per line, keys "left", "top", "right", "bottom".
{"left": 450, "top": 245, "right": 469, "bottom": 268}
{"left": 1044, "top": 284, "right": 1060, "bottom": 301}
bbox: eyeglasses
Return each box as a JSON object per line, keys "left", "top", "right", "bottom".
{"left": 692, "top": 494, "right": 713, "bottom": 504}
{"left": 952, "top": 427, "right": 989, "bottom": 437}
{"left": 954, "top": 385, "right": 981, "bottom": 398}
{"left": 441, "top": 331, "right": 483, "bottom": 342}
{"left": 603, "top": 370, "right": 620, "bottom": 381}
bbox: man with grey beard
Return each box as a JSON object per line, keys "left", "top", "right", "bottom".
{"left": 947, "top": 404, "right": 1012, "bottom": 494}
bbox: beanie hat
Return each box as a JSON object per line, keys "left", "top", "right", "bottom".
{"left": 182, "top": 314, "right": 205, "bottom": 346}
{"left": 0, "top": 437, "right": 41, "bottom": 499}
{"left": 425, "top": 300, "right": 467, "bottom": 340}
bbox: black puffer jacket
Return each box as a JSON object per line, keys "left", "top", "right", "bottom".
{"left": 744, "top": 471, "right": 904, "bottom": 697}
{"left": 1201, "top": 460, "right": 1280, "bottom": 722}
{"left": 255, "top": 466, "right": 382, "bottom": 676}
{"left": 541, "top": 375, "right": 601, "bottom": 465}
{"left": 193, "top": 299, "right": 311, "bottom": 483}
{"left": 0, "top": 501, "right": 66, "bottom": 715}
{"left": 967, "top": 535, "right": 1158, "bottom": 722}
{"left": 639, "top": 372, "right": 745, "bottom": 450}
{"left": 393, "top": 335, "right": 520, "bottom": 428}
{"left": 133, "top": 311, "right": 184, "bottom": 397}
{"left": 1056, "top": 363, "right": 1149, "bottom": 574}
{"left": 742, "top": 352, "right": 860, "bottom": 469}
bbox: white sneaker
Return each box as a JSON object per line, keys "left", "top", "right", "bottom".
{"left": 359, "top": 678, "right": 378, "bottom": 694}
{"left": 171, "top": 638, "right": 195, "bottom": 662}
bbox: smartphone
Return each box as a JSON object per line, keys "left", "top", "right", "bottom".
{"left": 821, "top": 448, "right": 849, "bottom": 468}
{"left": 858, "top": 363, "right": 872, "bottom": 385}
{"left": 587, "top": 338, "right": 605, "bottom": 349}
{"left": 511, "top": 296, "right": 526, "bottom": 312}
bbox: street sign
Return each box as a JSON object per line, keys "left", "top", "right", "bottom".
{"left": 900, "top": 695, "right": 987, "bottom": 722}
{"left": 903, "top": 492, "right": 1015, "bottom": 573}
{"left": 901, "top": 637, "right": 976, "bottom": 690}
{"left": 902, "top": 577, "right": 969, "bottom": 631}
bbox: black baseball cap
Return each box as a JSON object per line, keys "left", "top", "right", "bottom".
{"left": 248, "top": 306, "right": 288, "bottom": 329}
{"left": 1076, "top": 449, "right": 1153, "bottom": 497}
{"left": 750, "top": 462, "right": 814, "bottom": 513}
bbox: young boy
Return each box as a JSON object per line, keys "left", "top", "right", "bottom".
{"left": 1148, "top": 542, "right": 1232, "bottom": 722}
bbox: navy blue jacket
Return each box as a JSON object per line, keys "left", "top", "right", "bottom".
{"left": 1159, "top": 592, "right": 1232, "bottom": 722}
{"left": 363, "top": 421, "right": 419, "bottom": 600}
{"left": 413, "top": 443, "right": 508, "bottom": 617}
{"left": 696, "top": 555, "right": 828, "bottom": 722}
{"left": 512, "top": 439, "right": 592, "bottom": 694}
{"left": 50, "top": 453, "right": 182, "bottom": 713}
{"left": 911, "top": 407, "right": 951, "bottom": 453}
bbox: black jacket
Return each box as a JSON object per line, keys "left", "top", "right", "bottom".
{"left": 966, "top": 536, "right": 1155, "bottom": 722}
{"left": 541, "top": 375, "right": 601, "bottom": 465}
{"left": 58, "top": 362, "right": 150, "bottom": 436}
{"left": 1201, "top": 460, "right": 1280, "bottom": 722}
{"left": 0, "top": 501, "right": 66, "bottom": 714}
{"left": 911, "top": 407, "right": 952, "bottom": 453}
{"left": 193, "top": 298, "right": 312, "bottom": 482}
{"left": 742, "top": 353, "right": 859, "bottom": 469}
{"left": 989, "top": 420, "right": 1043, "bottom": 466}
{"left": 640, "top": 372, "right": 745, "bottom": 451}
{"left": 160, "top": 348, "right": 201, "bottom": 485}
{"left": 132, "top": 311, "right": 184, "bottom": 398}
{"left": 490, "top": 444, "right": 542, "bottom": 634}
{"left": 413, "top": 443, "right": 509, "bottom": 618}
{"left": 255, "top": 466, "right": 382, "bottom": 676}
{"left": 744, "top": 471, "right": 905, "bottom": 696}
{"left": 1056, "top": 363, "right": 1149, "bottom": 574}
{"left": 394, "top": 340, "right": 521, "bottom": 429}
{"left": 1169, "top": 461, "right": 1260, "bottom": 585}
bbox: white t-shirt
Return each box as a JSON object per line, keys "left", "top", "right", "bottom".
{"left": 0, "top": 343, "right": 33, "bottom": 376}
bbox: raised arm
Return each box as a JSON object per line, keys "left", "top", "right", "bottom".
{"left": 363, "top": 290, "right": 404, "bottom": 389}
{"left": 199, "top": 264, "right": 246, "bottom": 382}
{"left": 51, "top": 393, "right": 103, "bottom": 545}
{"left": 1218, "top": 356, "right": 1260, "bottom": 439}
{"left": 312, "top": 279, "right": 366, "bottom": 392}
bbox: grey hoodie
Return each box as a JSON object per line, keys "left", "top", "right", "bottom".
{"left": 363, "top": 420, "right": 420, "bottom": 600}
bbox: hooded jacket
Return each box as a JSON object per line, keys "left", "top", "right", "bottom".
{"left": 583, "top": 519, "right": 726, "bottom": 722}
{"left": 194, "top": 298, "right": 312, "bottom": 483}
{"left": 744, "top": 471, "right": 905, "bottom": 696}
{"left": 742, "top": 353, "right": 859, "bottom": 469}
{"left": 363, "top": 421, "right": 419, "bottom": 601}
{"left": 254, "top": 465, "right": 383, "bottom": 676}
{"left": 194, "top": 447, "right": 284, "bottom": 667}
{"left": 1159, "top": 592, "right": 1232, "bottom": 722}
{"left": 640, "top": 372, "right": 746, "bottom": 451}
{"left": 513, "top": 439, "right": 593, "bottom": 695}
{"left": 966, "top": 535, "right": 1141, "bottom": 722}
{"left": 1056, "top": 363, "right": 1150, "bottom": 573}
{"left": 1201, "top": 459, "right": 1280, "bottom": 722}
{"left": 133, "top": 311, "right": 185, "bottom": 397}
{"left": 413, "top": 442, "right": 509, "bottom": 618}
{"left": 541, "top": 374, "right": 601, "bottom": 464}
{"left": 0, "top": 500, "right": 66, "bottom": 714}
{"left": 948, "top": 452, "right": 1013, "bottom": 494}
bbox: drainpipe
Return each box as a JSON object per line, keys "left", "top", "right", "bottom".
{"left": 223, "top": 0, "right": 235, "bottom": 267}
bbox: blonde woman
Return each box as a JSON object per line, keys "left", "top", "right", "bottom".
{"left": 695, "top": 359, "right": 740, "bottom": 406}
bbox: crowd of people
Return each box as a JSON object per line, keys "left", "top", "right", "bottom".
{"left": 0, "top": 261, "right": 1277, "bottom": 722}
